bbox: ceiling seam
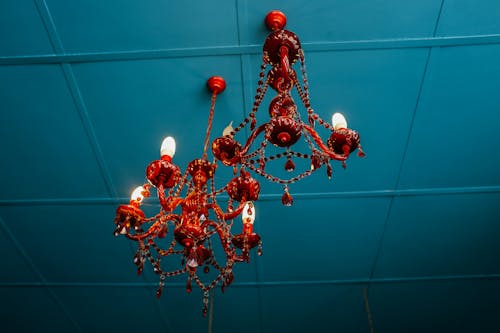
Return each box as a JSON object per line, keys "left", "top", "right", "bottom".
{"left": 33, "top": 0, "right": 117, "bottom": 198}
{"left": 3, "top": 34, "right": 500, "bottom": 66}
{"left": 366, "top": 0, "right": 445, "bottom": 287}
{"left": 0, "top": 216, "right": 83, "bottom": 332}
{"left": 29, "top": 1, "right": 123, "bottom": 332}
{"left": 4, "top": 273, "right": 500, "bottom": 288}
{"left": 30, "top": 1, "right": 117, "bottom": 331}
{"left": 3, "top": 185, "right": 500, "bottom": 206}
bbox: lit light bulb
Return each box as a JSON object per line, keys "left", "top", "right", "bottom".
{"left": 130, "top": 186, "right": 145, "bottom": 203}
{"left": 222, "top": 121, "right": 234, "bottom": 137}
{"left": 160, "top": 136, "right": 176, "bottom": 158}
{"left": 242, "top": 201, "right": 256, "bottom": 224}
{"left": 331, "top": 113, "right": 348, "bottom": 130}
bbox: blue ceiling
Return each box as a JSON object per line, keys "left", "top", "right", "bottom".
{"left": 1, "top": 1, "right": 500, "bottom": 332}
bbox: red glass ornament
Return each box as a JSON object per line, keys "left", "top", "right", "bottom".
{"left": 284, "top": 158, "right": 295, "bottom": 172}
{"left": 281, "top": 190, "right": 293, "bottom": 206}
{"left": 311, "top": 154, "right": 322, "bottom": 170}
{"left": 327, "top": 163, "right": 333, "bottom": 179}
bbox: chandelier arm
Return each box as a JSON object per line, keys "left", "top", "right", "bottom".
{"left": 125, "top": 214, "right": 180, "bottom": 241}
{"left": 302, "top": 124, "right": 348, "bottom": 161}
{"left": 222, "top": 199, "right": 247, "bottom": 221}
{"left": 240, "top": 123, "right": 269, "bottom": 157}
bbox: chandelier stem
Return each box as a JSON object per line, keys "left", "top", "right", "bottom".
{"left": 202, "top": 91, "right": 217, "bottom": 160}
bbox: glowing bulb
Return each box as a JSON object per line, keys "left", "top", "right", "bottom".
{"left": 130, "top": 186, "right": 144, "bottom": 203}
{"left": 242, "top": 201, "right": 256, "bottom": 224}
{"left": 331, "top": 113, "right": 348, "bottom": 130}
{"left": 222, "top": 121, "right": 234, "bottom": 137}
{"left": 160, "top": 136, "right": 176, "bottom": 158}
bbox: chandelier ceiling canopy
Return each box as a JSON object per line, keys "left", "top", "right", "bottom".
{"left": 113, "top": 10, "right": 364, "bottom": 315}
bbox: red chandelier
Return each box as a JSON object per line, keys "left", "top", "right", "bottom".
{"left": 113, "top": 10, "right": 364, "bottom": 315}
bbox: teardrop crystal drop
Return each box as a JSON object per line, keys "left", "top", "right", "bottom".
{"left": 327, "top": 163, "right": 333, "bottom": 179}
{"left": 281, "top": 190, "right": 293, "bottom": 206}
{"left": 311, "top": 155, "right": 321, "bottom": 170}
{"left": 156, "top": 286, "right": 163, "bottom": 299}
{"left": 186, "top": 278, "right": 192, "bottom": 293}
{"left": 158, "top": 224, "right": 168, "bottom": 238}
{"left": 284, "top": 159, "right": 295, "bottom": 172}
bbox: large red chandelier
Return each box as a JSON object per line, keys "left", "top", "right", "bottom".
{"left": 113, "top": 10, "right": 364, "bottom": 315}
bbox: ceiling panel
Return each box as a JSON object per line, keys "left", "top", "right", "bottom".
{"left": 398, "top": 44, "right": 500, "bottom": 189}
{"left": 0, "top": 64, "right": 109, "bottom": 200}
{"left": 244, "top": 0, "right": 442, "bottom": 45}
{"left": 258, "top": 197, "right": 390, "bottom": 282}
{"left": 53, "top": 286, "right": 168, "bottom": 333}
{"left": 0, "top": 0, "right": 54, "bottom": 57}
{"left": 369, "top": 279, "right": 500, "bottom": 333}
{"left": 373, "top": 192, "right": 500, "bottom": 278}
{"left": 0, "top": 218, "right": 39, "bottom": 283}
{"left": 0, "top": 287, "right": 76, "bottom": 333}
{"left": 0, "top": 205, "right": 148, "bottom": 283}
{"left": 211, "top": 286, "right": 261, "bottom": 333}
{"left": 70, "top": 56, "right": 244, "bottom": 197}
{"left": 261, "top": 284, "right": 370, "bottom": 333}
{"left": 437, "top": 0, "right": 500, "bottom": 36}
{"left": 45, "top": 0, "right": 239, "bottom": 53}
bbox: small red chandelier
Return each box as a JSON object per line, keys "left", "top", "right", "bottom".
{"left": 113, "top": 10, "right": 364, "bottom": 315}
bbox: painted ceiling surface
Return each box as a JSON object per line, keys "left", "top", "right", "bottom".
{"left": 1, "top": 1, "right": 500, "bottom": 332}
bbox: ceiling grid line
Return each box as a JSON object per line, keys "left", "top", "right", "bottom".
{"left": 21, "top": 1, "right": 114, "bottom": 331}
{"left": 2, "top": 184, "right": 500, "bottom": 206}
{"left": 3, "top": 34, "right": 500, "bottom": 66}
{"left": 0, "top": 216, "right": 83, "bottom": 333}
{"left": 3, "top": 272, "right": 500, "bottom": 288}
{"left": 32, "top": 0, "right": 118, "bottom": 198}
{"left": 367, "top": 0, "right": 445, "bottom": 284}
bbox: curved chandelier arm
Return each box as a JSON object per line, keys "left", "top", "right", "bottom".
{"left": 125, "top": 214, "right": 180, "bottom": 241}
{"left": 302, "top": 124, "right": 348, "bottom": 161}
{"left": 240, "top": 123, "right": 269, "bottom": 157}
{"left": 156, "top": 183, "right": 185, "bottom": 213}
{"left": 207, "top": 198, "right": 247, "bottom": 222}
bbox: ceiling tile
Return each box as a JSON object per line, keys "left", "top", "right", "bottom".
{"left": 0, "top": 65, "right": 109, "bottom": 200}
{"left": 369, "top": 279, "right": 500, "bottom": 333}
{"left": 45, "top": 0, "right": 239, "bottom": 53}
{"left": 0, "top": 205, "right": 150, "bottom": 283}
{"left": 437, "top": 0, "right": 500, "bottom": 36}
{"left": 0, "top": 217, "right": 39, "bottom": 283}
{"left": 0, "top": 287, "right": 76, "bottom": 333}
{"left": 71, "top": 56, "right": 245, "bottom": 197}
{"left": 261, "top": 284, "right": 370, "bottom": 333}
{"left": 244, "top": 0, "right": 441, "bottom": 45}
{"left": 373, "top": 193, "right": 500, "bottom": 278}
{"left": 244, "top": 48, "right": 428, "bottom": 194}
{"left": 54, "top": 286, "right": 168, "bottom": 333}
{"left": 398, "top": 45, "right": 500, "bottom": 189}
{"left": 257, "top": 197, "right": 390, "bottom": 282}
{"left": 154, "top": 286, "right": 215, "bottom": 333}
{"left": 212, "top": 287, "right": 261, "bottom": 333}
{"left": 0, "top": 1, "right": 54, "bottom": 56}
